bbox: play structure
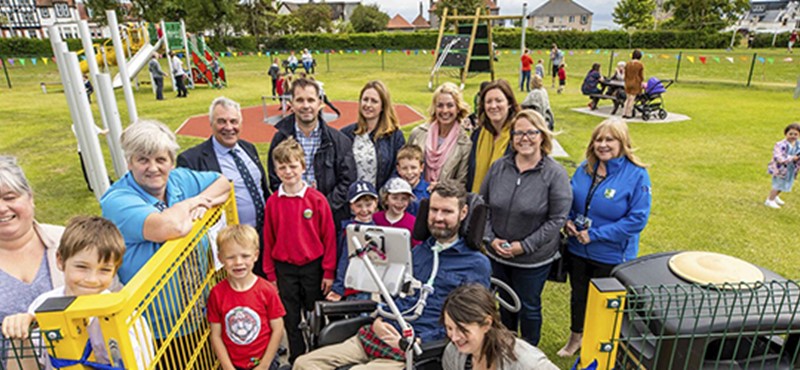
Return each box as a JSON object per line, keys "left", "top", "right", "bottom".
{"left": 188, "top": 35, "right": 227, "bottom": 88}
{"left": 76, "top": 24, "right": 164, "bottom": 89}
{"left": 429, "top": 6, "right": 525, "bottom": 90}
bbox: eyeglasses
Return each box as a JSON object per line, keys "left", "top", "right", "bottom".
{"left": 512, "top": 129, "right": 541, "bottom": 139}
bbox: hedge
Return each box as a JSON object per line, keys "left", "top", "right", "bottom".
{"left": 205, "top": 29, "right": 737, "bottom": 52}
{"left": 0, "top": 37, "right": 100, "bottom": 57}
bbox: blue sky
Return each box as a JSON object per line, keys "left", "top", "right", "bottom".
{"left": 363, "top": 0, "right": 619, "bottom": 30}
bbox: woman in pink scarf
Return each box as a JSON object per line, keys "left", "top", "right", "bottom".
{"left": 408, "top": 83, "right": 473, "bottom": 190}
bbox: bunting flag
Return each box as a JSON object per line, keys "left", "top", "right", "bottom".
{"left": 377, "top": 50, "right": 382, "bottom": 55}
{"left": 19, "top": 59, "right": 25, "bottom": 66}
{"left": 612, "top": 52, "right": 618, "bottom": 57}
{"left": 686, "top": 56, "right": 695, "bottom": 63}
{"left": 8, "top": 59, "right": 14, "bottom": 66}
{"left": 659, "top": 54, "right": 669, "bottom": 59}
{"left": 586, "top": 50, "right": 591, "bottom": 54}
{"left": 339, "top": 50, "right": 344, "bottom": 54}
{"left": 675, "top": 54, "right": 681, "bottom": 60}
{"left": 767, "top": 57, "right": 774, "bottom": 64}
{"left": 603, "top": 50, "right": 609, "bottom": 54}
{"left": 511, "top": 50, "right": 518, "bottom": 54}
{"left": 757, "top": 56, "right": 765, "bottom": 63}
{"left": 405, "top": 50, "right": 411, "bottom": 55}
{"left": 713, "top": 56, "right": 720, "bottom": 63}
{"left": 31, "top": 58, "right": 37, "bottom": 65}
{"left": 51, "top": 56, "right": 56, "bottom": 64}
{"left": 537, "top": 50, "right": 542, "bottom": 54}
{"left": 569, "top": 50, "right": 574, "bottom": 55}
{"left": 42, "top": 57, "right": 49, "bottom": 65}
{"left": 647, "top": 53, "right": 653, "bottom": 58}
{"left": 699, "top": 56, "right": 706, "bottom": 64}
{"left": 595, "top": 49, "right": 600, "bottom": 54}
{"left": 414, "top": 50, "right": 419, "bottom": 55}
{"left": 257, "top": 52, "right": 262, "bottom": 56}
{"left": 739, "top": 56, "right": 748, "bottom": 62}
{"left": 785, "top": 57, "right": 794, "bottom": 62}
{"left": 503, "top": 50, "right": 509, "bottom": 54}
{"left": 726, "top": 57, "right": 734, "bottom": 63}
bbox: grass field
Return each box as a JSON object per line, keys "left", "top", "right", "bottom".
{"left": 1, "top": 47, "right": 799, "bottom": 368}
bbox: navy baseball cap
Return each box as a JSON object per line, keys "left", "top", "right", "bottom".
{"left": 347, "top": 180, "right": 378, "bottom": 203}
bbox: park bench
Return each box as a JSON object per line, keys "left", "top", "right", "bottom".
{"left": 588, "top": 79, "right": 624, "bottom": 114}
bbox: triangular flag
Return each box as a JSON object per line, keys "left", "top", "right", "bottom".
{"left": 339, "top": 50, "right": 344, "bottom": 54}
{"left": 377, "top": 50, "right": 382, "bottom": 55}
{"left": 647, "top": 53, "right": 653, "bottom": 58}
{"left": 739, "top": 56, "right": 748, "bottom": 62}
{"left": 537, "top": 50, "right": 542, "bottom": 54}
{"left": 8, "top": 59, "right": 14, "bottom": 66}
{"left": 613, "top": 52, "right": 618, "bottom": 57}
{"left": 20, "top": 59, "right": 26, "bottom": 65}
{"left": 569, "top": 50, "right": 574, "bottom": 55}
{"left": 659, "top": 54, "right": 669, "bottom": 59}
{"left": 699, "top": 56, "right": 706, "bottom": 64}
{"left": 511, "top": 50, "right": 518, "bottom": 54}
{"left": 414, "top": 50, "right": 419, "bottom": 55}
{"left": 726, "top": 57, "right": 734, "bottom": 63}
{"left": 595, "top": 49, "right": 600, "bottom": 54}
{"left": 687, "top": 56, "right": 695, "bottom": 63}
{"left": 42, "top": 57, "right": 48, "bottom": 65}
{"left": 31, "top": 58, "right": 37, "bottom": 65}
{"left": 713, "top": 57, "right": 720, "bottom": 63}
{"left": 586, "top": 50, "right": 591, "bottom": 54}
{"left": 503, "top": 50, "right": 509, "bottom": 54}
{"left": 257, "top": 52, "right": 262, "bottom": 56}
{"left": 757, "top": 56, "right": 765, "bottom": 63}
{"left": 603, "top": 50, "right": 609, "bottom": 54}
{"left": 675, "top": 54, "right": 681, "bottom": 60}
{"left": 767, "top": 57, "right": 774, "bottom": 64}
{"left": 405, "top": 50, "right": 410, "bottom": 55}
{"left": 784, "top": 57, "right": 793, "bottom": 62}
{"left": 421, "top": 50, "right": 426, "bottom": 55}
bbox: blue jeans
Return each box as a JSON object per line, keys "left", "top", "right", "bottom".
{"left": 491, "top": 259, "right": 551, "bottom": 346}
{"left": 520, "top": 70, "right": 531, "bottom": 91}
{"left": 303, "top": 60, "right": 312, "bottom": 73}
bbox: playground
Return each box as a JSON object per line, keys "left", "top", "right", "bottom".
{"left": 1, "top": 14, "right": 800, "bottom": 368}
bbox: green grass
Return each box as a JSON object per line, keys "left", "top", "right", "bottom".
{"left": 2, "top": 48, "right": 799, "bottom": 369}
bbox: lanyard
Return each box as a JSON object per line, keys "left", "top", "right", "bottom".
{"left": 584, "top": 168, "right": 606, "bottom": 216}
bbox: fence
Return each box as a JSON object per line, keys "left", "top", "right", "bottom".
{"left": 580, "top": 278, "right": 800, "bottom": 370}
{"left": 26, "top": 186, "right": 237, "bottom": 370}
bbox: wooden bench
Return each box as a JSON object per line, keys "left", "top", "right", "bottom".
{"left": 588, "top": 93, "right": 622, "bottom": 114}
{"left": 588, "top": 79, "right": 625, "bottom": 114}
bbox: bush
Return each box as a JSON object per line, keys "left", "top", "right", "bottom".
{"left": 0, "top": 37, "right": 89, "bottom": 57}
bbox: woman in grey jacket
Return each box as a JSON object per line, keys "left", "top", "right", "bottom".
{"left": 479, "top": 110, "right": 572, "bottom": 346}
{"left": 441, "top": 284, "right": 558, "bottom": 370}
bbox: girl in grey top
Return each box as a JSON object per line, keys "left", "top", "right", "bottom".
{"left": 441, "top": 284, "right": 558, "bottom": 370}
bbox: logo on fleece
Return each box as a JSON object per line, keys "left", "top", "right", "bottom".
{"left": 604, "top": 188, "right": 616, "bottom": 199}
{"left": 225, "top": 306, "right": 261, "bottom": 345}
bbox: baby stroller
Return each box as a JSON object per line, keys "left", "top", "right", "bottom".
{"left": 634, "top": 77, "right": 673, "bottom": 121}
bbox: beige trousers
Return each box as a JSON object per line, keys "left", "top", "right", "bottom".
{"left": 293, "top": 335, "right": 405, "bottom": 370}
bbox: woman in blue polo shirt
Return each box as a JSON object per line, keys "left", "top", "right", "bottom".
{"left": 100, "top": 119, "right": 230, "bottom": 285}
{"left": 557, "top": 118, "right": 652, "bottom": 357}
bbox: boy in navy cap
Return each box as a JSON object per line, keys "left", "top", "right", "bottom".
{"left": 327, "top": 180, "right": 378, "bottom": 302}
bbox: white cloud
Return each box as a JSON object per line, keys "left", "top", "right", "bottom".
{"left": 362, "top": 0, "right": 619, "bottom": 30}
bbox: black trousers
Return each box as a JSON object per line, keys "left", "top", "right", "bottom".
{"left": 271, "top": 78, "right": 278, "bottom": 98}
{"left": 154, "top": 77, "right": 164, "bottom": 100}
{"left": 568, "top": 251, "right": 615, "bottom": 333}
{"left": 274, "top": 258, "right": 324, "bottom": 363}
{"left": 176, "top": 75, "right": 188, "bottom": 97}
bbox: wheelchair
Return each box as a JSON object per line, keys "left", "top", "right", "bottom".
{"left": 301, "top": 194, "right": 521, "bottom": 369}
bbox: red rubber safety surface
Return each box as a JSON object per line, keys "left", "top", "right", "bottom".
{"left": 176, "top": 101, "right": 426, "bottom": 143}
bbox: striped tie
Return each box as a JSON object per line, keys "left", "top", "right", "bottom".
{"left": 230, "top": 149, "right": 265, "bottom": 229}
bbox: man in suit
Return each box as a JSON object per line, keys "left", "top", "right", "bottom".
{"left": 177, "top": 97, "right": 269, "bottom": 277}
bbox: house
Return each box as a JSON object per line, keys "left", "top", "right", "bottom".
{"left": 428, "top": 0, "right": 500, "bottom": 29}
{"left": 387, "top": 14, "right": 415, "bottom": 32}
{"left": 526, "top": 0, "right": 593, "bottom": 31}
{"left": 0, "top": 0, "right": 81, "bottom": 39}
{"left": 412, "top": 2, "right": 430, "bottom": 30}
{"left": 734, "top": 0, "right": 800, "bottom": 32}
{"left": 277, "top": 1, "right": 361, "bottom": 23}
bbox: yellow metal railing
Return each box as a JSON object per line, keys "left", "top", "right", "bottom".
{"left": 35, "top": 186, "right": 238, "bottom": 369}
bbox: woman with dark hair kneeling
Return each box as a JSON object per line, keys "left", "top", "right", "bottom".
{"left": 441, "top": 284, "right": 558, "bottom": 370}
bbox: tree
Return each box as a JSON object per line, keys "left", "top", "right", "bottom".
{"left": 350, "top": 4, "right": 389, "bottom": 33}
{"left": 182, "top": 0, "right": 238, "bottom": 37}
{"left": 83, "top": 0, "right": 127, "bottom": 27}
{"left": 431, "top": 0, "right": 485, "bottom": 19}
{"left": 235, "top": 0, "right": 275, "bottom": 38}
{"left": 293, "top": 3, "right": 333, "bottom": 33}
{"left": 663, "top": 0, "right": 749, "bottom": 32}
{"left": 613, "top": 0, "right": 656, "bottom": 30}
{"left": 271, "top": 14, "right": 301, "bottom": 35}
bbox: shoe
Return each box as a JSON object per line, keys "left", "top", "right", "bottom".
{"left": 775, "top": 196, "right": 785, "bottom": 205}
{"left": 557, "top": 332, "right": 582, "bottom": 357}
{"left": 764, "top": 199, "right": 781, "bottom": 209}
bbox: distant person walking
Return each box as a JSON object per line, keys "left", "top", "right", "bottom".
{"left": 520, "top": 49, "right": 533, "bottom": 92}
{"left": 268, "top": 58, "right": 281, "bottom": 99}
{"left": 171, "top": 52, "right": 188, "bottom": 98}
{"left": 765, "top": 122, "right": 800, "bottom": 208}
{"left": 789, "top": 30, "right": 798, "bottom": 53}
{"left": 550, "top": 43, "right": 565, "bottom": 88}
{"left": 148, "top": 53, "right": 164, "bottom": 101}
{"left": 622, "top": 49, "right": 644, "bottom": 119}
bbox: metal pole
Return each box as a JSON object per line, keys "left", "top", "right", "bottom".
{"left": 65, "top": 51, "right": 111, "bottom": 199}
{"left": 381, "top": 49, "right": 385, "bottom": 71}
{"left": 674, "top": 51, "right": 682, "bottom": 83}
{"left": 326, "top": 51, "right": 330, "bottom": 72}
{"left": 181, "top": 19, "right": 193, "bottom": 86}
{"left": 108, "top": 10, "right": 138, "bottom": 124}
{"left": 608, "top": 49, "right": 615, "bottom": 77}
{"left": 1, "top": 57, "right": 10, "bottom": 88}
{"left": 747, "top": 52, "right": 757, "bottom": 87}
{"left": 97, "top": 73, "right": 127, "bottom": 177}
{"left": 161, "top": 20, "right": 176, "bottom": 92}
{"left": 519, "top": 3, "right": 527, "bottom": 90}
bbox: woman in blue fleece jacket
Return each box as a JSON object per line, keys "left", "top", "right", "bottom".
{"left": 557, "top": 118, "right": 652, "bottom": 357}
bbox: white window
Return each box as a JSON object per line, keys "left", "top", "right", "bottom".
{"left": 580, "top": 15, "right": 588, "bottom": 25}
{"left": 40, "top": 7, "right": 49, "bottom": 18}
{"left": 55, "top": 3, "right": 70, "bottom": 18}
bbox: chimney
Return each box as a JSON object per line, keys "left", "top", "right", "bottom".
{"left": 419, "top": 1, "right": 423, "bottom": 17}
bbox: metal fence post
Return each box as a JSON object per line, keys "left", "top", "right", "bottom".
{"left": 326, "top": 51, "right": 330, "bottom": 73}
{"left": 382, "top": 49, "right": 385, "bottom": 71}
{"left": 674, "top": 51, "right": 682, "bottom": 83}
{"left": 578, "top": 278, "right": 626, "bottom": 370}
{"left": 1, "top": 57, "right": 10, "bottom": 88}
{"left": 747, "top": 52, "right": 758, "bottom": 87}
{"left": 608, "top": 49, "right": 615, "bottom": 77}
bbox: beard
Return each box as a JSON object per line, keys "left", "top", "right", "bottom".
{"left": 429, "top": 221, "right": 459, "bottom": 241}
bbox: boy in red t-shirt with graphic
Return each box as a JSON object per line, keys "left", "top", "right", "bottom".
{"left": 262, "top": 138, "right": 336, "bottom": 364}
{"left": 208, "top": 224, "right": 286, "bottom": 370}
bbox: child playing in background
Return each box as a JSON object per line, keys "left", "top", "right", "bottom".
{"left": 208, "top": 224, "right": 285, "bottom": 370}
{"left": 557, "top": 63, "right": 567, "bottom": 94}
{"left": 395, "top": 144, "right": 429, "bottom": 216}
{"left": 327, "top": 180, "right": 379, "bottom": 302}
{"left": 1, "top": 216, "right": 153, "bottom": 369}
{"left": 374, "top": 177, "right": 420, "bottom": 247}
{"left": 262, "top": 138, "right": 336, "bottom": 364}
{"left": 535, "top": 59, "right": 545, "bottom": 79}
{"left": 765, "top": 122, "right": 800, "bottom": 208}
{"left": 268, "top": 58, "right": 281, "bottom": 99}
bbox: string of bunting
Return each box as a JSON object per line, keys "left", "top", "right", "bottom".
{"left": 3, "top": 50, "right": 793, "bottom": 66}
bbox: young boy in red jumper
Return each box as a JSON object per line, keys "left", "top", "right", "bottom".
{"left": 262, "top": 138, "right": 336, "bottom": 364}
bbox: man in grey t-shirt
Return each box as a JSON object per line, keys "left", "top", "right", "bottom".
{"left": 550, "top": 43, "right": 565, "bottom": 88}
{"left": 148, "top": 53, "right": 164, "bottom": 100}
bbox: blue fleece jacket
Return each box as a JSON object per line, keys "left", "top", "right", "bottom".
{"left": 332, "top": 219, "right": 376, "bottom": 296}
{"left": 567, "top": 157, "right": 652, "bottom": 265}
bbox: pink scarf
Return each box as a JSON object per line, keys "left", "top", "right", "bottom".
{"left": 425, "top": 121, "right": 461, "bottom": 182}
